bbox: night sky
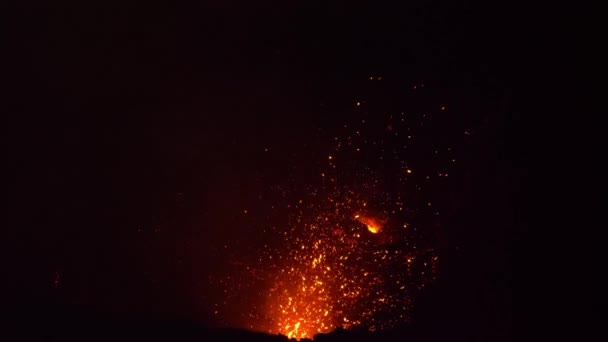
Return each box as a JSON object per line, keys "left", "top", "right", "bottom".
{"left": 5, "top": 1, "right": 583, "bottom": 341}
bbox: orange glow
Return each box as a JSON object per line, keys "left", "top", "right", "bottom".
{"left": 287, "top": 321, "right": 303, "bottom": 339}
{"left": 367, "top": 225, "right": 380, "bottom": 234}
{"left": 256, "top": 200, "right": 436, "bottom": 339}
{"left": 210, "top": 76, "right": 453, "bottom": 340}
{"left": 355, "top": 215, "right": 385, "bottom": 234}
{"left": 268, "top": 262, "right": 334, "bottom": 340}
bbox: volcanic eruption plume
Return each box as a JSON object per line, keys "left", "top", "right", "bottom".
{"left": 210, "top": 82, "right": 466, "bottom": 340}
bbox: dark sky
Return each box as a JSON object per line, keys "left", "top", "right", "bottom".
{"left": 4, "top": 1, "right": 584, "bottom": 340}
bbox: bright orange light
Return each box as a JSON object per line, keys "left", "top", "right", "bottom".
{"left": 355, "top": 215, "right": 385, "bottom": 234}
{"left": 367, "top": 224, "right": 380, "bottom": 234}
{"left": 287, "top": 321, "right": 302, "bottom": 339}
{"left": 268, "top": 261, "right": 334, "bottom": 340}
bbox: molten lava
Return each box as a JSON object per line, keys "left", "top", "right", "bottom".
{"left": 209, "top": 83, "right": 466, "bottom": 340}
{"left": 257, "top": 196, "right": 437, "bottom": 340}
{"left": 355, "top": 215, "right": 385, "bottom": 234}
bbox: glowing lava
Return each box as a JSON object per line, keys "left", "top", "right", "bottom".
{"left": 355, "top": 215, "right": 385, "bottom": 234}
{"left": 286, "top": 322, "right": 302, "bottom": 339}
{"left": 258, "top": 195, "right": 435, "bottom": 340}
{"left": 210, "top": 82, "right": 467, "bottom": 340}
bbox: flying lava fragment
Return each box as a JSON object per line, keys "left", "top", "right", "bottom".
{"left": 355, "top": 214, "right": 386, "bottom": 234}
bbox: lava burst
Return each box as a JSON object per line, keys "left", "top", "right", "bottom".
{"left": 256, "top": 129, "right": 441, "bottom": 338}
{"left": 211, "top": 81, "right": 464, "bottom": 340}
{"left": 260, "top": 187, "right": 438, "bottom": 339}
